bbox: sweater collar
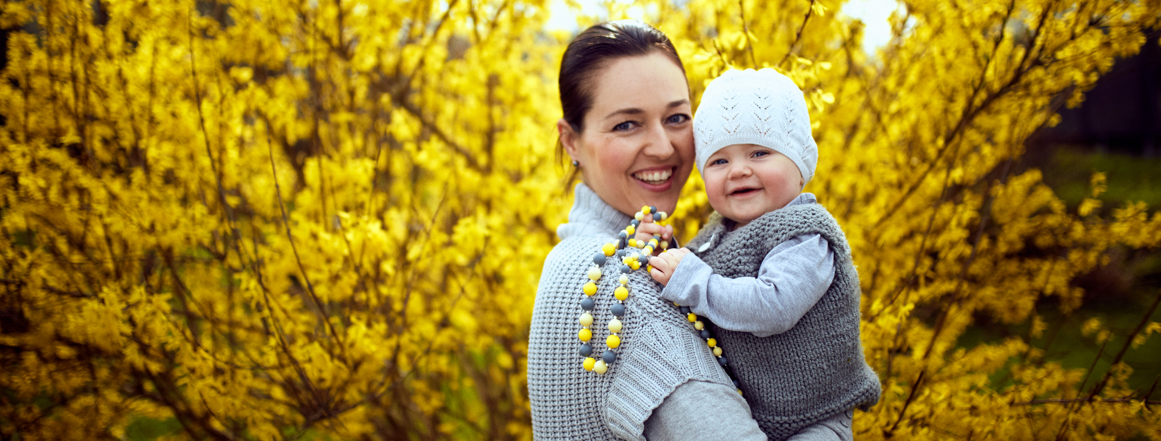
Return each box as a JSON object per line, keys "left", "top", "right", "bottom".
{"left": 556, "top": 183, "right": 634, "bottom": 241}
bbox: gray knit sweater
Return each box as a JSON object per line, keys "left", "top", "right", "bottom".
{"left": 684, "top": 204, "right": 881, "bottom": 441}
{"left": 528, "top": 184, "right": 734, "bottom": 441}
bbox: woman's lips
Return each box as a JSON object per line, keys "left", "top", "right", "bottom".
{"left": 632, "top": 167, "right": 675, "bottom": 191}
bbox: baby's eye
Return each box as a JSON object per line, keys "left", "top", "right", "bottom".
{"left": 666, "top": 113, "right": 690, "bottom": 124}
{"left": 710, "top": 158, "right": 728, "bottom": 166}
{"left": 752, "top": 150, "right": 769, "bottom": 158}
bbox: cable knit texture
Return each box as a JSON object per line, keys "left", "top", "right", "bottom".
{"left": 528, "top": 184, "right": 733, "bottom": 441}
{"left": 693, "top": 68, "right": 818, "bottom": 186}
{"left": 684, "top": 204, "right": 881, "bottom": 441}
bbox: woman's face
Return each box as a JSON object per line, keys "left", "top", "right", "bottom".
{"left": 559, "top": 52, "right": 694, "bottom": 216}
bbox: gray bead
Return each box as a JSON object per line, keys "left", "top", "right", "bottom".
{"left": 611, "top": 303, "right": 626, "bottom": 317}
{"left": 620, "top": 264, "right": 631, "bottom": 273}
{"left": 579, "top": 344, "right": 592, "bottom": 357}
{"left": 732, "top": 379, "right": 740, "bottom": 389}
{"left": 679, "top": 306, "right": 690, "bottom": 315}
{"left": 700, "top": 329, "right": 712, "bottom": 339}
{"left": 593, "top": 253, "right": 606, "bottom": 266}
{"left": 580, "top": 298, "right": 595, "bottom": 311}
{"left": 649, "top": 206, "right": 657, "bottom": 214}
{"left": 602, "top": 350, "right": 617, "bottom": 363}
{"left": 615, "top": 249, "right": 625, "bottom": 258}
{"left": 618, "top": 231, "right": 627, "bottom": 239}
{"left": 718, "top": 356, "right": 728, "bottom": 367}
{"left": 639, "top": 255, "right": 649, "bottom": 265}
{"left": 630, "top": 219, "right": 640, "bottom": 227}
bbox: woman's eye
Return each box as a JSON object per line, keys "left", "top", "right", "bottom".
{"left": 666, "top": 114, "right": 690, "bottom": 124}
{"left": 613, "top": 121, "right": 636, "bottom": 131}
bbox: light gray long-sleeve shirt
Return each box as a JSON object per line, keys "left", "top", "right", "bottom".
{"left": 660, "top": 193, "right": 835, "bottom": 337}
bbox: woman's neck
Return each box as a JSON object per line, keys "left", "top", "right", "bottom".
{"left": 557, "top": 183, "right": 634, "bottom": 240}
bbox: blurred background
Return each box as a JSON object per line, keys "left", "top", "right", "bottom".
{"left": 1, "top": 0, "right": 1159, "bottom": 439}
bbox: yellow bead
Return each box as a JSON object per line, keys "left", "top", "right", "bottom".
{"left": 694, "top": 321, "right": 704, "bottom": 330}
{"left": 583, "top": 357, "right": 596, "bottom": 371}
{"left": 630, "top": 261, "right": 640, "bottom": 270}
{"left": 647, "top": 264, "right": 653, "bottom": 272}
{"left": 738, "top": 389, "right": 743, "bottom": 396}
{"left": 628, "top": 238, "right": 637, "bottom": 248}
{"left": 661, "top": 241, "right": 668, "bottom": 250}
{"left": 579, "top": 328, "right": 592, "bottom": 342}
{"left": 603, "top": 243, "right": 615, "bottom": 256}
{"left": 635, "top": 212, "right": 644, "bottom": 221}
{"left": 626, "top": 225, "right": 635, "bottom": 236}
{"left": 687, "top": 313, "right": 697, "bottom": 322}
{"left": 615, "top": 286, "right": 629, "bottom": 301}
{"left": 593, "top": 360, "right": 608, "bottom": 374}
{"left": 707, "top": 338, "right": 717, "bottom": 348}
{"left": 641, "top": 205, "right": 651, "bottom": 214}
{"left": 588, "top": 267, "right": 602, "bottom": 281}
{"left": 657, "top": 212, "right": 667, "bottom": 221}
{"left": 643, "top": 247, "right": 653, "bottom": 255}
{"left": 606, "top": 334, "right": 621, "bottom": 348}
{"left": 583, "top": 282, "right": 597, "bottom": 296}
{"left": 619, "top": 274, "right": 629, "bottom": 285}
{"left": 649, "top": 239, "right": 658, "bottom": 247}
{"left": 609, "top": 318, "right": 623, "bottom": 333}
{"left": 580, "top": 313, "right": 593, "bottom": 327}
{"left": 713, "top": 347, "right": 723, "bottom": 357}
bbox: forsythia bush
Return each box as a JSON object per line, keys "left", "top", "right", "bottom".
{"left": 0, "top": 0, "right": 1158, "bottom": 440}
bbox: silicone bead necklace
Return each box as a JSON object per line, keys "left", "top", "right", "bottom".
{"left": 577, "top": 205, "right": 737, "bottom": 391}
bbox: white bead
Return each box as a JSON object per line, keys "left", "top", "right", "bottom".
{"left": 609, "top": 318, "right": 623, "bottom": 333}
{"left": 593, "top": 360, "right": 608, "bottom": 374}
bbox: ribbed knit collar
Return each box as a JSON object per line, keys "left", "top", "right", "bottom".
{"left": 556, "top": 183, "right": 634, "bottom": 241}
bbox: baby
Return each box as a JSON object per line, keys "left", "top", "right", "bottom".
{"left": 647, "top": 69, "right": 880, "bottom": 441}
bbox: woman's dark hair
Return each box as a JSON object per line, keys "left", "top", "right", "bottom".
{"left": 557, "top": 20, "right": 686, "bottom": 187}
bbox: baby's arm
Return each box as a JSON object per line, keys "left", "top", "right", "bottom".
{"left": 654, "top": 234, "right": 836, "bottom": 337}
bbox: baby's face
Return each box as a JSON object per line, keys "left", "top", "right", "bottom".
{"left": 702, "top": 143, "right": 803, "bottom": 228}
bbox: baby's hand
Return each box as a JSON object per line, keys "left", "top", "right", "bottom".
{"left": 633, "top": 213, "right": 673, "bottom": 256}
{"left": 648, "top": 247, "right": 691, "bottom": 286}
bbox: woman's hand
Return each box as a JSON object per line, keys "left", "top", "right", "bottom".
{"left": 634, "top": 213, "right": 673, "bottom": 256}
{"left": 648, "top": 247, "right": 691, "bottom": 286}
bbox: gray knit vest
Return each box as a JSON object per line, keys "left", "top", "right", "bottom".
{"left": 685, "top": 203, "right": 881, "bottom": 441}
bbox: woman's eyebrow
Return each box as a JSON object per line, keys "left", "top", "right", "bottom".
{"left": 603, "top": 107, "right": 644, "bottom": 120}
{"left": 603, "top": 99, "right": 690, "bottom": 120}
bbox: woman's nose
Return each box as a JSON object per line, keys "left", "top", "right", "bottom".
{"left": 641, "top": 121, "right": 675, "bottom": 158}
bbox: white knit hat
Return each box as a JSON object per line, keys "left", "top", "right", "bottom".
{"left": 694, "top": 68, "right": 818, "bottom": 187}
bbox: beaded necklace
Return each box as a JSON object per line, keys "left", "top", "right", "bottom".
{"left": 577, "top": 206, "right": 736, "bottom": 391}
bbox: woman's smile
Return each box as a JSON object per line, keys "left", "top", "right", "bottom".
{"left": 632, "top": 166, "right": 675, "bottom": 188}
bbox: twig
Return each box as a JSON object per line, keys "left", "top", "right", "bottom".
{"left": 778, "top": 0, "right": 815, "bottom": 68}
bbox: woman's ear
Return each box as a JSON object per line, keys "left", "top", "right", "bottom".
{"left": 557, "top": 119, "right": 581, "bottom": 163}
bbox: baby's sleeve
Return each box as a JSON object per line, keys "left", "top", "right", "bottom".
{"left": 659, "top": 234, "right": 835, "bottom": 337}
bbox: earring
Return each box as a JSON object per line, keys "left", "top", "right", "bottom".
{"left": 572, "top": 160, "right": 580, "bottom": 167}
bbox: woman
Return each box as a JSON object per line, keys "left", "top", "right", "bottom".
{"left": 527, "top": 20, "right": 767, "bottom": 440}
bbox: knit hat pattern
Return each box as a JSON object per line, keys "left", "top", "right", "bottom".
{"left": 694, "top": 68, "right": 818, "bottom": 186}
